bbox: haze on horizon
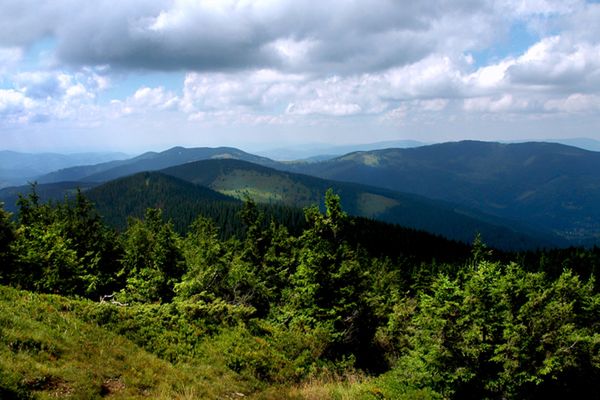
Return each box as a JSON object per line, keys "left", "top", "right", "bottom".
{"left": 1, "top": 0, "right": 600, "bottom": 153}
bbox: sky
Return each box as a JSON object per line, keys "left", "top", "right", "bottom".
{"left": 1, "top": 0, "right": 600, "bottom": 153}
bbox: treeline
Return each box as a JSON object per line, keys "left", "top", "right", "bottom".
{"left": 84, "top": 171, "right": 308, "bottom": 238}
{"left": 1, "top": 189, "right": 599, "bottom": 398}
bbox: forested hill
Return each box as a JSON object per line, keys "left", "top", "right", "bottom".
{"left": 0, "top": 181, "right": 97, "bottom": 214}
{"left": 159, "top": 158, "right": 561, "bottom": 250}
{"left": 1, "top": 188, "right": 600, "bottom": 399}
{"left": 37, "top": 146, "right": 276, "bottom": 184}
{"left": 86, "top": 172, "right": 244, "bottom": 236}
{"left": 24, "top": 141, "right": 600, "bottom": 246}
{"left": 282, "top": 140, "right": 600, "bottom": 245}
{"left": 0, "top": 158, "right": 559, "bottom": 250}
{"left": 85, "top": 170, "right": 472, "bottom": 263}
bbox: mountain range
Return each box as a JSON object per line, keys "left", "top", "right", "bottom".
{"left": 254, "top": 140, "right": 427, "bottom": 161}
{"left": 37, "top": 146, "right": 275, "bottom": 184}
{"left": 2, "top": 140, "right": 599, "bottom": 249}
{"left": 284, "top": 141, "right": 600, "bottom": 245}
{"left": 0, "top": 150, "right": 128, "bottom": 189}
{"left": 160, "top": 158, "right": 557, "bottom": 249}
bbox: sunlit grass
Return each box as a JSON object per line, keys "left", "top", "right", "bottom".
{"left": 0, "top": 285, "right": 254, "bottom": 399}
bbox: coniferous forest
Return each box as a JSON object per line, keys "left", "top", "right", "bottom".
{"left": 4, "top": 1, "right": 600, "bottom": 399}
{"left": 1, "top": 187, "right": 599, "bottom": 399}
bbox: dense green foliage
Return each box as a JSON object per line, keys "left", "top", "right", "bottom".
{"left": 4, "top": 188, "right": 121, "bottom": 298}
{"left": 85, "top": 171, "right": 308, "bottom": 238}
{"left": 1, "top": 189, "right": 600, "bottom": 399}
{"left": 0, "top": 286, "right": 258, "bottom": 399}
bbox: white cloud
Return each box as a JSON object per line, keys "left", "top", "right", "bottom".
{"left": 418, "top": 99, "right": 449, "bottom": 111}
{"left": 464, "top": 94, "right": 530, "bottom": 113}
{"left": 2, "top": 0, "right": 600, "bottom": 149}
{"left": 0, "top": 68, "right": 113, "bottom": 126}
{"left": 130, "top": 86, "right": 179, "bottom": 110}
{"left": 384, "top": 55, "right": 464, "bottom": 99}
{"left": 286, "top": 100, "right": 361, "bottom": 117}
{"left": 0, "top": 89, "right": 32, "bottom": 114}
{"left": 545, "top": 93, "right": 600, "bottom": 113}
{"left": 507, "top": 37, "right": 600, "bottom": 89}
{"left": 465, "top": 60, "right": 512, "bottom": 92}
{"left": 500, "top": 0, "right": 581, "bottom": 17}
{"left": 181, "top": 69, "right": 305, "bottom": 114}
{"left": 382, "top": 105, "right": 408, "bottom": 123}
{"left": 0, "top": 0, "right": 530, "bottom": 74}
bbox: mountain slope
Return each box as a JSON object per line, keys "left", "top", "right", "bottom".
{"left": 283, "top": 141, "right": 600, "bottom": 244}
{"left": 256, "top": 139, "right": 427, "bottom": 161}
{"left": 160, "top": 158, "right": 561, "bottom": 249}
{"left": 85, "top": 171, "right": 478, "bottom": 262}
{"left": 0, "top": 181, "right": 98, "bottom": 214}
{"left": 37, "top": 146, "right": 276, "bottom": 184}
{"left": 85, "top": 172, "right": 246, "bottom": 235}
{"left": 0, "top": 150, "right": 127, "bottom": 188}
{"left": 0, "top": 286, "right": 251, "bottom": 399}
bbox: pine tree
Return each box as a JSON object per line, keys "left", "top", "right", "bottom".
{"left": 120, "top": 208, "right": 185, "bottom": 303}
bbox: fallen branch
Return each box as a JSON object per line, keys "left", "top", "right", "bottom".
{"left": 100, "top": 294, "right": 129, "bottom": 306}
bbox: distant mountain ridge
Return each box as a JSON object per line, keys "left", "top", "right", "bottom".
{"left": 86, "top": 170, "right": 480, "bottom": 263}
{"left": 5, "top": 140, "right": 598, "bottom": 248}
{"left": 37, "top": 146, "right": 276, "bottom": 184}
{"left": 0, "top": 157, "right": 560, "bottom": 250}
{"left": 255, "top": 139, "right": 427, "bottom": 161}
{"left": 0, "top": 181, "right": 97, "bottom": 214}
{"left": 85, "top": 172, "right": 245, "bottom": 235}
{"left": 158, "top": 158, "right": 561, "bottom": 249}
{"left": 282, "top": 140, "right": 600, "bottom": 245}
{"left": 0, "top": 150, "right": 128, "bottom": 188}
{"left": 541, "top": 138, "right": 600, "bottom": 152}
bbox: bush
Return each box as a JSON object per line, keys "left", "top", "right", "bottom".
{"left": 205, "top": 320, "right": 333, "bottom": 384}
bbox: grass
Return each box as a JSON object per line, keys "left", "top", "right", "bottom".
{"left": 213, "top": 169, "right": 316, "bottom": 206}
{"left": 357, "top": 193, "right": 398, "bottom": 218}
{"left": 251, "top": 370, "right": 441, "bottom": 400}
{"left": 1, "top": 285, "right": 433, "bottom": 399}
{"left": 0, "top": 285, "right": 254, "bottom": 399}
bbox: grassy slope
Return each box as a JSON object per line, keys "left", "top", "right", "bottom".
{"left": 0, "top": 284, "right": 441, "bottom": 400}
{"left": 0, "top": 285, "right": 254, "bottom": 400}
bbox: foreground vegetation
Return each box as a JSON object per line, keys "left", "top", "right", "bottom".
{"left": 1, "top": 188, "right": 599, "bottom": 399}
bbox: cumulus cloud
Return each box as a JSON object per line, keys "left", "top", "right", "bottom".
{"left": 463, "top": 94, "right": 531, "bottom": 113}
{"left": 129, "top": 86, "right": 179, "bottom": 110}
{"left": 13, "top": 72, "right": 65, "bottom": 99}
{"left": 2, "top": 0, "right": 600, "bottom": 147}
{"left": 0, "top": 0, "right": 62, "bottom": 47}
{"left": 0, "top": 0, "right": 517, "bottom": 75}
{"left": 111, "top": 86, "right": 180, "bottom": 117}
{"left": 180, "top": 69, "right": 390, "bottom": 120}
{"left": 545, "top": 93, "right": 600, "bottom": 113}
{"left": 0, "top": 89, "right": 32, "bottom": 116}
{"left": 286, "top": 100, "right": 362, "bottom": 117}
{"left": 507, "top": 37, "right": 600, "bottom": 90}
{"left": 181, "top": 69, "right": 304, "bottom": 115}
{"left": 0, "top": 69, "right": 110, "bottom": 126}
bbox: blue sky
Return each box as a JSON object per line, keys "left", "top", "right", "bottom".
{"left": 1, "top": 0, "right": 600, "bottom": 153}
